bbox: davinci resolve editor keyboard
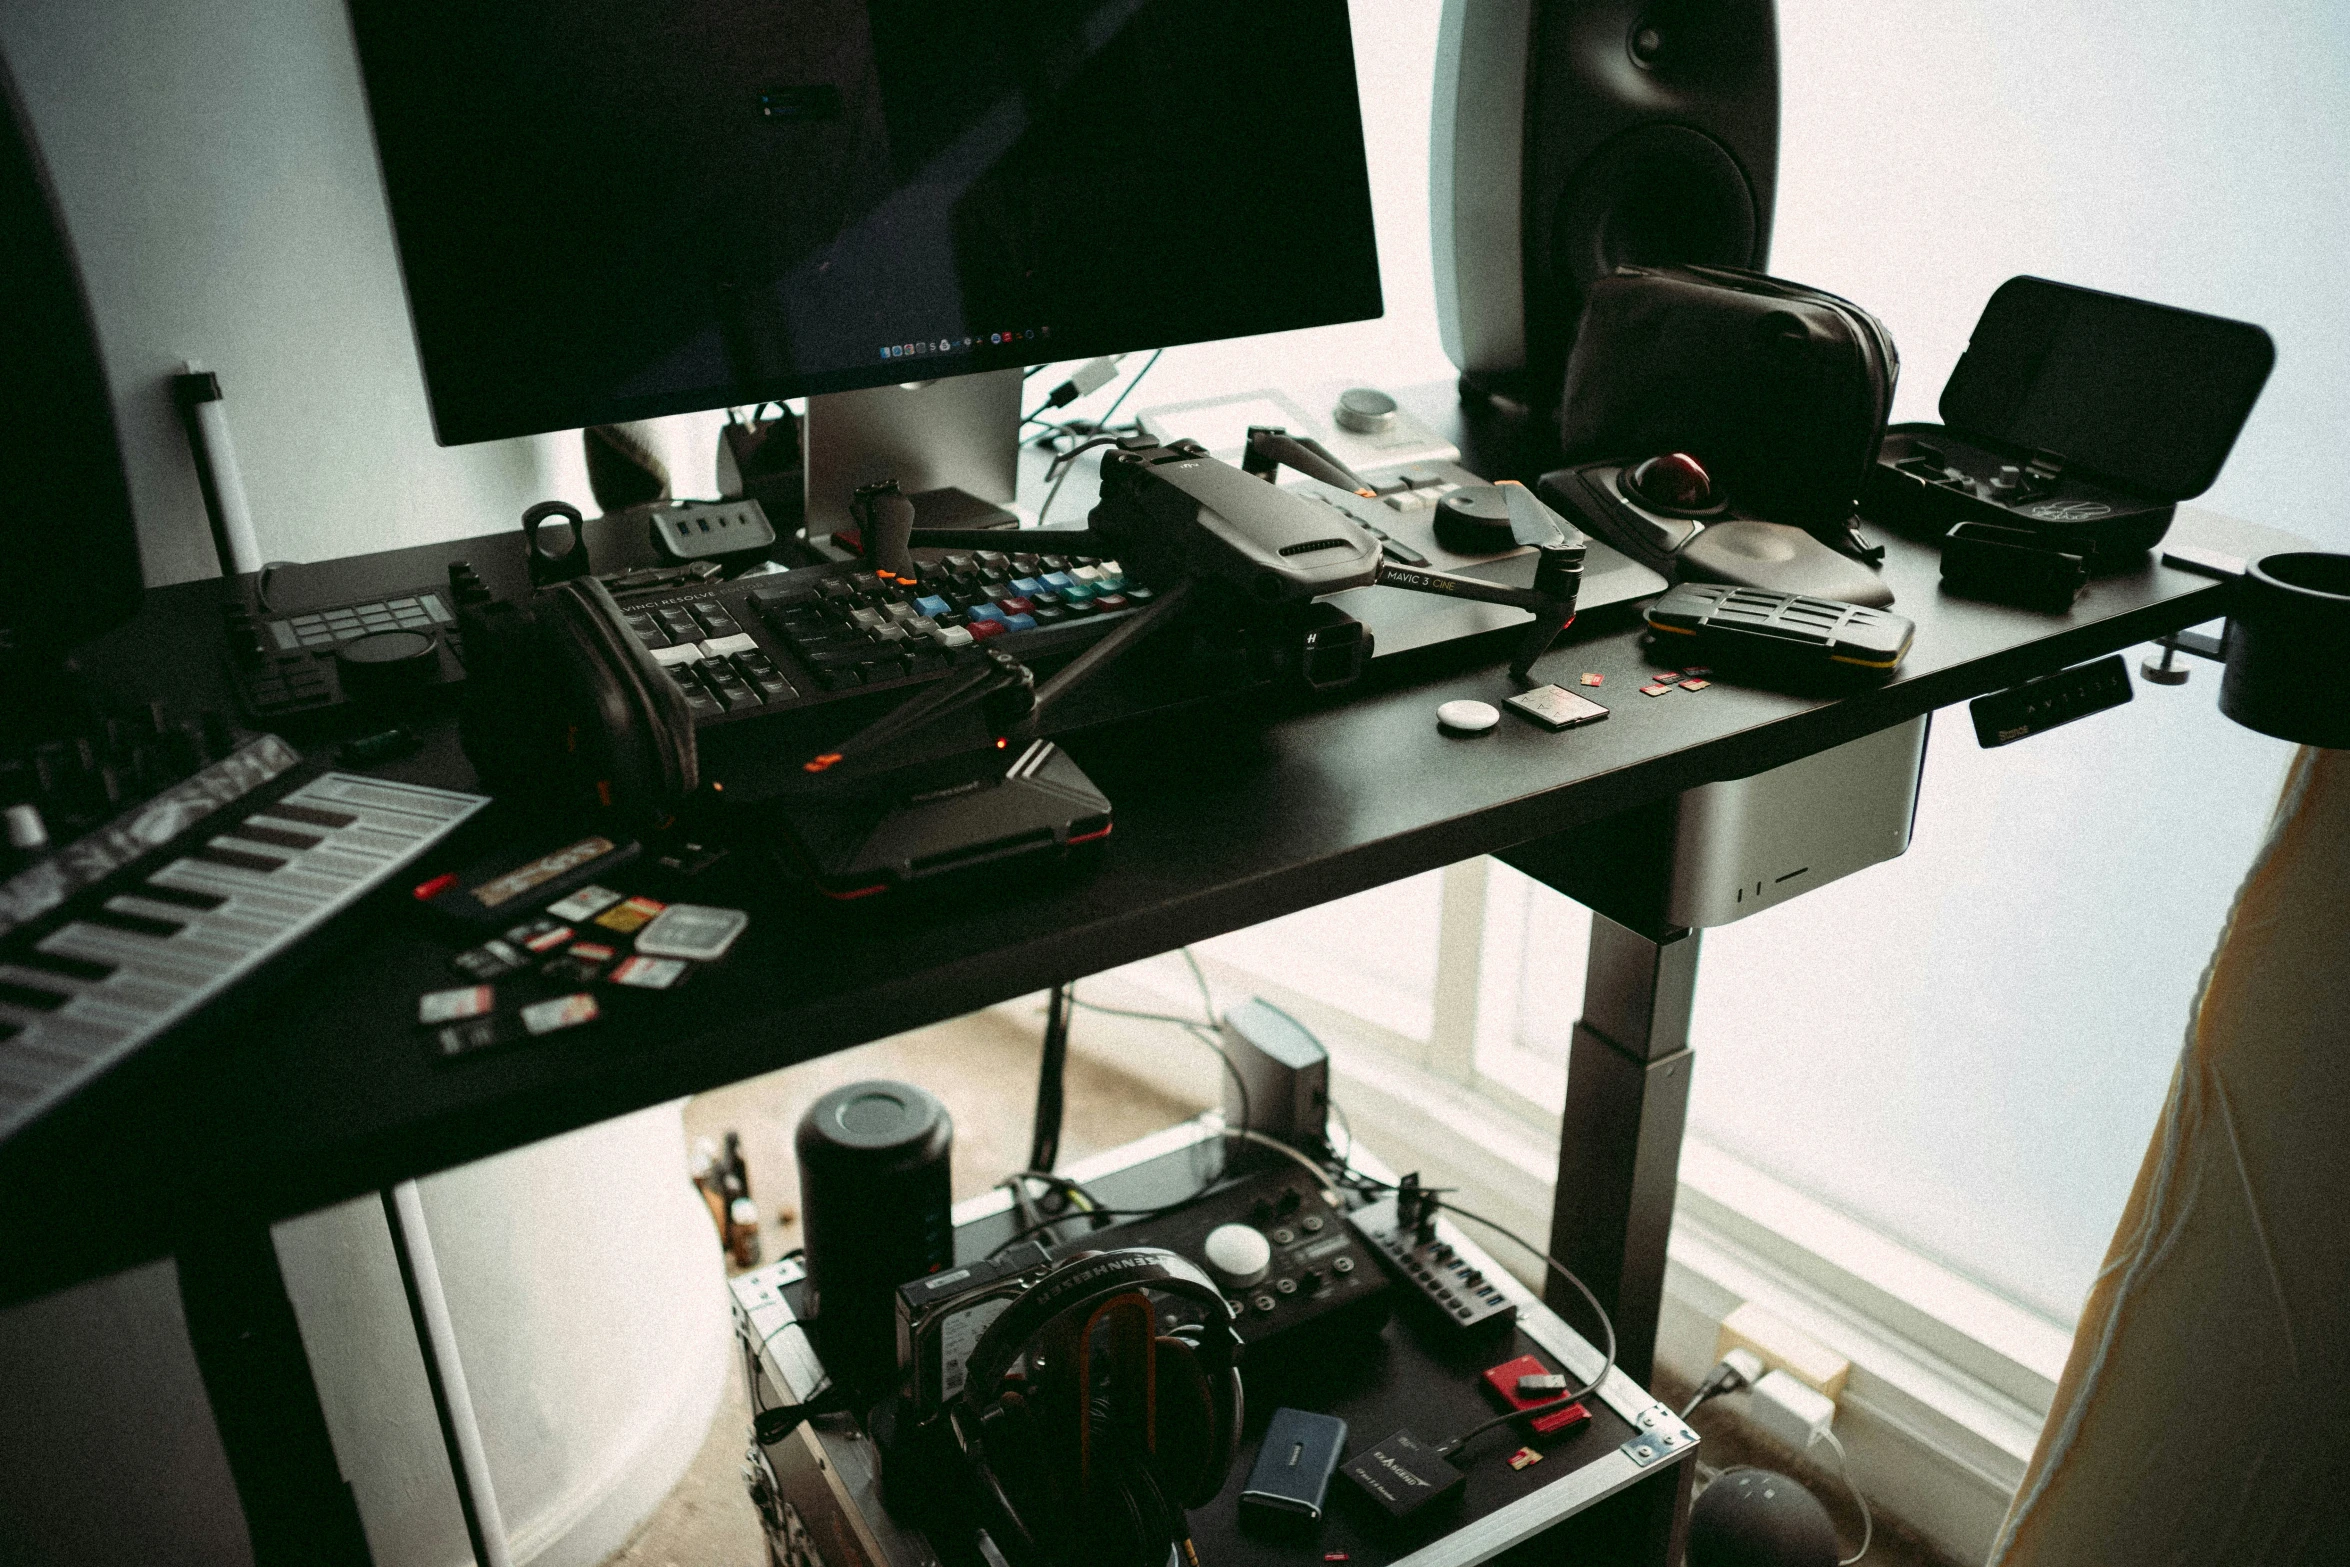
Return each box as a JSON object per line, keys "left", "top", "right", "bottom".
{"left": 612, "top": 546, "right": 1146, "bottom": 727}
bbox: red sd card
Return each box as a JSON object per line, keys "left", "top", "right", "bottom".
{"left": 1481, "top": 1353, "right": 1592, "bottom": 1437}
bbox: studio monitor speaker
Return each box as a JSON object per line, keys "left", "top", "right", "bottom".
{"left": 1433, "top": 0, "right": 1779, "bottom": 411}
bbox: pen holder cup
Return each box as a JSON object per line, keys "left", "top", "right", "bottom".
{"left": 2221, "top": 552, "right": 2350, "bottom": 748}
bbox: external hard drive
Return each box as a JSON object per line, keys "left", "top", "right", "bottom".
{"left": 1240, "top": 1407, "right": 1348, "bottom": 1528}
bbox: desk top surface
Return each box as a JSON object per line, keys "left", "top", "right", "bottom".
{"left": 0, "top": 385, "right": 2292, "bottom": 1303}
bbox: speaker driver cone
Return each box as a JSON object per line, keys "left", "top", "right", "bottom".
{"left": 1553, "top": 123, "right": 1758, "bottom": 288}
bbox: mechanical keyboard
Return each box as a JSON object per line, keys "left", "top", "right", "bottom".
{"left": 0, "top": 735, "right": 487, "bottom": 1143}
{"left": 608, "top": 544, "right": 1146, "bottom": 727}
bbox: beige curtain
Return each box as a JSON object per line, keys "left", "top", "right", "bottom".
{"left": 1994, "top": 745, "right": 2350, "bottom": 1565}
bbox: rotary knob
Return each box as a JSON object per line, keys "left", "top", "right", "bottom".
{"left": 1333, "top": 387, "right": 1398, "bottom": 435}
{"left": 334, "top": 629, "right": 440, "bottom": 709}
{"left": 1202, "top": 1223, "right": 1272, "bottom": 1289}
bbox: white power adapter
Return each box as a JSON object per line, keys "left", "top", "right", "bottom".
{"left": 1748, "top": 1368, "right": 1837, "bottom": 1454}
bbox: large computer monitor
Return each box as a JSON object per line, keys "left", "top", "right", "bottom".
{"left": 346, "top": 0, "right": 1386, "bottom": 516}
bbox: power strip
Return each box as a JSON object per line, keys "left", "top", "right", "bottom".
{"left": 1349, "top": 1193, "right": 1517, "bottom": 1332}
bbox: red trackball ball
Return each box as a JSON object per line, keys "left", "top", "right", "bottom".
{"left": 1628, "top": 451, "right": 1714, "bottom": 511}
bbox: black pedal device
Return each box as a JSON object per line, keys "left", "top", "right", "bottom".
{"left": 1970, "top": 655, "right": 2132, "bottom": 748}
{"left": 1349, "top": 1189, "right": 1517, "bottom": 1334}
{"left": 1062, "top": 1163, "right": 1389, "bottom": 1360}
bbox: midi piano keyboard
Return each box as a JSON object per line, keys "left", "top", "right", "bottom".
{"left": 0, "top": 735, "right": 487, "bottom": 1143}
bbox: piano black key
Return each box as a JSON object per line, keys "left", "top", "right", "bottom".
{"left": 225, "top": 823, "right": 324, "bottom": 851}
{"left": 193, "top": 845, "right": 286, "bottom": 874}
{"left": 136, "top": 881, "right": 228, "bottom": 911}
{"left": 255, "top": 800, "right": 360, "bottom": 829}
{"left": 15, "top": 951, "right": 115, "bottom": 983}
{"left": 82, "top": 908, "right": 184, "bottom": 938}
{"left": 0, "top": 980, "right": 72, "bottom": 1012}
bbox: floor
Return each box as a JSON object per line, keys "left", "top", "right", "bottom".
{"left": 598, "top": 999, "right": 1960, "bottom": 1567}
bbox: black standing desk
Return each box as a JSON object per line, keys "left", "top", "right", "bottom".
{"left": 0, "top": 384, "right": 2291, "bottom": 1565}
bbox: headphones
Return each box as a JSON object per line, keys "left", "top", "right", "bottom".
{"left": 949, "top": 1247, "right": 1243, "bottom": 1567}
{"left": 453, "top": 571, "right": 699, "bottom": 824}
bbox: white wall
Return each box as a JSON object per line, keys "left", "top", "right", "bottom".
{"left": 1684, "top": 0, "right": 2348, "bottom": 1324}
{"left": 0, "top": 0, "right": 572, "bottom": 585}
{"left": 274, "top": 1106, "right": 732, "bottom": 1567}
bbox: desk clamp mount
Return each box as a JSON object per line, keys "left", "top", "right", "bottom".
{"left": 2142, "top": 625, "right": 2228, "bottom": 687}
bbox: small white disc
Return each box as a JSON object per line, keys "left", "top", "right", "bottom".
{"left": 1437, "top": 699, "right": 1501, "bottom": 733}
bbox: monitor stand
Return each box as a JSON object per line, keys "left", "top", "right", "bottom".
{"left": 802, "top": 369, "right": 1023, "bottom": 542}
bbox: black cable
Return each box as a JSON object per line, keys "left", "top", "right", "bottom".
{"left": 746, "top": 1313, "right": 840, "bottom": 1439}
{"left": 1439, "top": 1391, "right": 1595, "bottom": 1458}
{"left": 1328, "top": 1097, "right": 1356, "bottom": 1166}
{"left": 1435, "top": 1200, "right": 1617, "bottom": 1413}
{"left": 1059, "top": 992, "right": 1251, "bottom": 1168}
{"left": 985, "top": 1202, "right": 1200, "bottom": 1260}
{"left": 1037, "top": 348, "right": 1161, "bottom": 524}
{"left": 1002, "top": 1168, "right": 1101, "bottom": 1221}
{"left": 1180, "top": 947, "right": 1217, "bottom": 1028}
{"left": 1029, "top": 983, "right": 1072, "bottom": 1173}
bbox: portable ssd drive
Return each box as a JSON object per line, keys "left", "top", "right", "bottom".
{"left": 1240, "top": 1407, "right": 1348, "bottom": 1525}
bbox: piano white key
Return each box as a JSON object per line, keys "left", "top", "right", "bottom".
{"left": 292, "top": 849, "right": 384, "bottom": 883}
{"left": 143, "top": 873, "right": 322, "bottom": 921}
{"left": 63, "top": 995, "right": 173, "bottom": 1033}
{"left": 39, "top": 929, "right": 218, "bottom": 990}
{"left": 319, "top": 828, "right": 412, "bottom": 858}
{"left": 16, "top": 1014, "right": 130, "bottom": 1063}
{"left": 91, "top": 977, "right": 189, "bottom": 1016}
{"left": 300, "top": 777, "right": 475, "bottom": 820}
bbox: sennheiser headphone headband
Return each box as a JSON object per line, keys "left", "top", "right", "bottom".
{"left": 959, "top": 1246, "right": 1233, "bottom": 1415}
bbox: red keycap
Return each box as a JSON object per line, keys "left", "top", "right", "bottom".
{"left": 966, "top": 618, "right": 1007, "bottom": 640}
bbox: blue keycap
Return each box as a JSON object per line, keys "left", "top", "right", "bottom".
{"left": 1011, "top": 576, "right": 1045, "bottom": 596}
{"left": 915, "top": 594, "right": 953, "bottom": 619}
{"left": 1042, "top": 571, "right": 1077, "bottom": 591}
{"left": 966, "top": 603, "right": 1005, "bottom": 623}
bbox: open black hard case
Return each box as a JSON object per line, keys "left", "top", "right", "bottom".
{"left": 1864, "top": 276, "right": 2274, "bottom": 562}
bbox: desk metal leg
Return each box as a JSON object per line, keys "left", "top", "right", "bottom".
{"left": 384, "top": 1181, "right": 515, "bottom": 1567}
{"left": 177, "top": 1215, "right": 376, "bottom": 1566}
{"left": 1544, "top": 913, "right": 1699, "bottom": 1389}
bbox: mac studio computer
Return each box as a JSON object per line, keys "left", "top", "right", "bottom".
{"left": 344, "top": 0, "right": 1384, "bottom": 540}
